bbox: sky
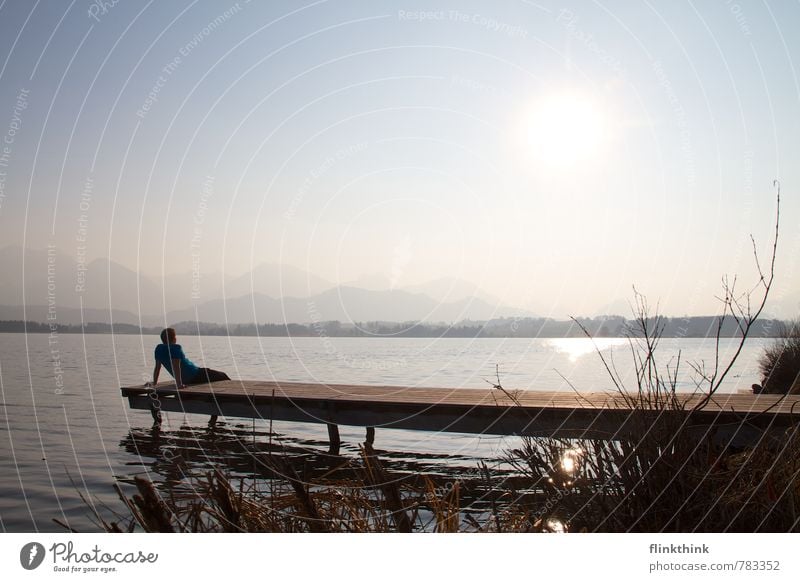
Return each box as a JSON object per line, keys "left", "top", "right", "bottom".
{"left": 0, "top": 0, "right": 798, "bottom": 318}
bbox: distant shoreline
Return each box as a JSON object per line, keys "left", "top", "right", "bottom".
{"left": 0, "top": 317, "right": 788, "bottom": 339}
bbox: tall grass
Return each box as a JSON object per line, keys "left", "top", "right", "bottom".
{"left": 503, "top": 302, "right": 800, "bottom": 532}
{"left": 96, "top": 445, "right": 470, "bottom": 533}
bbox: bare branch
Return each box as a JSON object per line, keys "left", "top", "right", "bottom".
{"left": 694, "top": 182, "right": 780, "bottom": 410}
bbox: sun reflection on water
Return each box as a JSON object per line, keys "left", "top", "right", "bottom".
{"left": 547, "top": 338, "right": 627, "bottom": 362}
{"left": 560, "top": 447, "right": 582, "bottom": 474}
{"left": 545, "top": 518, "right": 567, "bottom": 533}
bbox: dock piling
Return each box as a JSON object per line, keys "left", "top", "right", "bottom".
{"left": 327, "top": 423, "right": 341, "bottom": 455}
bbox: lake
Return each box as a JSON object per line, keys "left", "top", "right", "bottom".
{"left": 0, "top": 332, "right": 769, "bottom": 532}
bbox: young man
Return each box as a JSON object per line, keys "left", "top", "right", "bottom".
{"left": 150, "top": 328, "right": 230, "bottom": 426}
{"left": 151, "top": 327, "right": 230, "bottom": 388}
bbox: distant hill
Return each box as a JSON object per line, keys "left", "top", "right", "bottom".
{"left": 4, "top": 246, "right": 792, "bottom": 327}
{"left": 164, "top": 286, "right": 533, "bottom": 324}
{"left": 0, "top": 246, "right": 531, "bottom": 325}
{"left": 0, "top": 305, "right": 147, "bottom": 326}
{"left": 221, "top": 262, "right": 335, "bottom": 299}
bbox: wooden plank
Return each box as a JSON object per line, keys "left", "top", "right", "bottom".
{"left": 122, "top": 379, "right": 800, "bottom": 446}
{"left": 121, "top": 380, "right": 799, "bottom": 414}
{"left": 124, "top": 391, "right": 795, "bottom": 446}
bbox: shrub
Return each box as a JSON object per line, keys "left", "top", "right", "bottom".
{"left": 758, "top": 322, "right": 800, "bottom": 394}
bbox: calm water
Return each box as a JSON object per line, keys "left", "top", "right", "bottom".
{"left": 0, "top": 332, "right": 768, "bottom": 532}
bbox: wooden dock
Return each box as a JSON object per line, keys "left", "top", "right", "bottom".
{"left": 120, "top": 380, "right": 800, "bottom": 453}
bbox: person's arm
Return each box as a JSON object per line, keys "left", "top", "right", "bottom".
{"left": 152, "top": 361, "right": 161, "bottom": 385}
{"left": 172, "top": 358, "right": 184, "bottom": 388}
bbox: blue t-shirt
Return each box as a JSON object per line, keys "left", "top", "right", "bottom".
{"left": 154, "top": 343, "right": 199, "bottom": 383}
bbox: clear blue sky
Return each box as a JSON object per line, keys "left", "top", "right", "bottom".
{"left": 0, "top": 0, "right": 798, "bottom": 317}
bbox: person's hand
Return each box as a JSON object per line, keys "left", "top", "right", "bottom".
{"left": 144, "top": 381, "right": 154, "bottom": 387}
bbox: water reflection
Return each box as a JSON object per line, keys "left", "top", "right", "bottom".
{"left": 118, "top": 421, "right": 346, "bottom": 484}
{"left": 560, "top": 446, "right": 583, "bottom": 475}
{"left": 547, "top": 338, "right": 627, "bottom": 362}
{"left": 117, "top": 421, "right": 531, "bottom": 524}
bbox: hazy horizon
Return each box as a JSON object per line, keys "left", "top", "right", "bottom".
{"left": 1, "top": 242, "right": 798, "bottom": 324}
{"left": 1, "top": 2, "right": 799, "bottom": 320}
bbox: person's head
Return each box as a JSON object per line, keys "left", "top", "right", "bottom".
{"left": 160, "top": 328, "right": 176, "bottom": 344}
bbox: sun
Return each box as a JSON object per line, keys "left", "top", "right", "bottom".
{"left": 522, "top": 92, "right": 610, "bottom": 167}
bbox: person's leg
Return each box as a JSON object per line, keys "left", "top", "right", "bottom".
{"left": 185, "top": 368, "right": 229, "bottom": 385}
{"left": 183, "top": 368, "right": 206, "bottom": 385}
{"left": 204, "top": 369, "right": 230, "bottom": 382}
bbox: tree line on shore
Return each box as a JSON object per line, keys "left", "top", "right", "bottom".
{"left": 0, "top": 315, "right": 790, "bottom": 338}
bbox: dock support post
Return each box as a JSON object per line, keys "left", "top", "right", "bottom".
{"left": 146, "top": 394, "right": 162, "bottom": 425}
{"left": 366, "top": 426, "right": 375, "bottom": 445}
{"left": 327, "top": 423, "right": 341, "bottom": 455}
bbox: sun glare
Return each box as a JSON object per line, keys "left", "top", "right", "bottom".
{"left": 523, "top": 92, "right": 610, "bottom": 167}
{"left": 548, "top": 338, "right": 626, "bottom": 362}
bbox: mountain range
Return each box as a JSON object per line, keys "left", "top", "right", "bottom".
{"left": 0, "top": 246, "right": 532, "bottom": 325}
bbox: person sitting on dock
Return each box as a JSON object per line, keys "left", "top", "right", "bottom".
{"left": 151, "top": 327, "right": 230, "bottom": 388}
{"left": 148, "top": 328, "right": 229, "bottom": 426}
